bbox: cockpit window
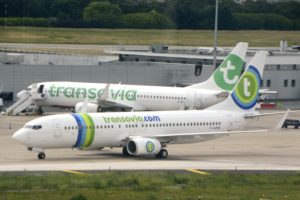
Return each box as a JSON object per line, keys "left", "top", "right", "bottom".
{"left": 24, "top": 125, "right": 42, "bottom": 130}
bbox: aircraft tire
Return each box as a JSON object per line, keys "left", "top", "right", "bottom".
{"left": 155, "top": 149, "right": 168, "bottom": 159}
{"left": 122, "top": 147, "right": 130, "bottom": 156}
{"left": 38, "top": 152, "right": 46, "bottom": 160}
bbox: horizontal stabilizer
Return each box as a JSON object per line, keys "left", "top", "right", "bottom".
{"left": 216, "top": 91, "right": 229, "bottom": 98}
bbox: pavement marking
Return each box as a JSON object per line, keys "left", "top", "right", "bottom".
{"left": 63, "top": 170, "right": 90, "bottom": 176}
{"left": 186, "top": 169, "right": 211, "bottom": 175}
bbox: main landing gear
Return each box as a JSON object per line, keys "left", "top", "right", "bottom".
{"left": 122, "top": 147, "right": 131, "bottom": 157}
{"left": 38, "top": 152, "right": 46, "bottom": 160}
{"left": 155, "top": 149, "right": 168, "bottom": 159}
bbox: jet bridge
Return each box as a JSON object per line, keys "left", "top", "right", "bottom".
{"left": 6, "top": 83, "right": 46, "bottom": 115}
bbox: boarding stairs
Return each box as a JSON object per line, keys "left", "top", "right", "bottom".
{"left": 6, "top": 83, "right": 45, "bottom": 115}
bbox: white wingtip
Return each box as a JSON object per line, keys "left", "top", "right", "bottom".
{"left": 274, "top": 109, "right": 290, "bottom": 131}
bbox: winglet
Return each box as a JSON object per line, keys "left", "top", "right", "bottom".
{"left": 274, "top": 109, "right": 290, "bottom": 131}
{"left": 99, "top": 84, "right": 110, "bottom": 101}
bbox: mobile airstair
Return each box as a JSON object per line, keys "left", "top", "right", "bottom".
{"left": 6, "top": 83, "right": 46, "bottom": 115}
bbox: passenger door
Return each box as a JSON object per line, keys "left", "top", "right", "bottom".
{"left": 186, "top": 90, "right": 196, "bottom": 109}
{"left": 52, "top": 119, "right": 62, "bottom": 138}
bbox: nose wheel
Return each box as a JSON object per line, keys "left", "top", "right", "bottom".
{"left": 38, "top": 152, "right": 46, "bottom": 160}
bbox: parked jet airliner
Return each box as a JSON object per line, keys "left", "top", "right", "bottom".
{"left": 13, "top": 51, "right": 286, "bottom": 160}
{"left": 15, "top": 43, "right": 248, "bottom": 113}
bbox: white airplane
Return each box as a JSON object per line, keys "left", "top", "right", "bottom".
{"left": 13, "top": 51, "right": 287, "bottom": 160}
{"left": 16, "top": 42, "right": 248, "bottom": 113}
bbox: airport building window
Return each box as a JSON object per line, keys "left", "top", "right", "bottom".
{"left": 291, "top": 79, "right": 296, "bottom": 87}
{"left": 260, "top": 80, "right": 263, "bottom": 87}
{"left": 284, "top": 79, "right": 288, "bottom": 87}
{"left": 267, "top": 80, "right": 271, "bottom": 87}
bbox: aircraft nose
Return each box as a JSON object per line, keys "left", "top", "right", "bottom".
{"left": 12, "top": 129, "right": 29, "bottom": 145}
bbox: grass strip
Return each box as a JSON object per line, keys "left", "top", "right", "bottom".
{"left": 0, "top": 171, "right": 299, "bottom": 200}
{"left": 0, "top": 27, "right": 300, "bottom": 47}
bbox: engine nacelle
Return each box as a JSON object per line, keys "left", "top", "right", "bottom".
{"left": 127, "top": 138, "right": 161, "bottom": 156}
{"left": 75, "top": 102, "right": 99, "bottom": 113}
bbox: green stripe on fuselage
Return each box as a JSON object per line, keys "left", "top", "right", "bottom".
{"left": 80, "top": 113, "right": 95, "bottom": 148}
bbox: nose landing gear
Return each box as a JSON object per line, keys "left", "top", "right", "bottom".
{"left": 28, "top": 147, "right": 46, "bottom": 160}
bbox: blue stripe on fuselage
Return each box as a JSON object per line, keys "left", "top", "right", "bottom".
{"left": 77, "top": 114, "right": 87, "bottom": 147}
{"left": 72, "top": 114, "right": 84, "bottom": 148}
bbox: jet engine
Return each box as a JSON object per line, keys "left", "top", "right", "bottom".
{"left": 127, "top": 138, "right": 161, "bottom": 156}
{"left": 75, "top": 102, "right": 99, "bottom": 113}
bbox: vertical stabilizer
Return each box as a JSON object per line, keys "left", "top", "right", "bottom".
{"left": 187, "top": 42, "right": 248, "bottom": 92}
{"left": 207, "top": 51, "right": 268, "bottom": 112}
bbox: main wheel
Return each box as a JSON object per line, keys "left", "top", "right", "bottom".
{"left": 155, "top": 149, "right": 168, "bottom": 159}
{"left": 38, "top": 152, "right": 46, "bottom": 160}
{"left": 122, "top": 147, "right": 130, "bottom": 156}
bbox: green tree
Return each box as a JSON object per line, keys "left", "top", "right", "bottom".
{"left": 123, "top": 11, "right": 175, "bottom": 29}
{"left": 23, "top": 0, "right": 47, "bottom": 17}
{"left": 83, "top": 1, "right": 122, "bottom": 28}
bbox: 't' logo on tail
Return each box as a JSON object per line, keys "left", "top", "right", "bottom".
{"left": 231, "top": 65, "right": 261, "bottom": 110}
{"left": 214, "top": 54, "right": 244, "bottom": 91}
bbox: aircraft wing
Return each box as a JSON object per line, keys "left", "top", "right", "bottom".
{"left": 126, "top": 110, "right": 292, "bottom": 144}
{"left": 128, "top": 129, "right": 269, "bottom": 144}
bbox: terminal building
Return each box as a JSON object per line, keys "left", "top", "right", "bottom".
{"left": 0, "top": 45, "right": 300, "bottom": 108}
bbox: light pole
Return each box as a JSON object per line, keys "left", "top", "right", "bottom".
{"left": 213, "top": 0, "right": 219, "bottom": 69}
